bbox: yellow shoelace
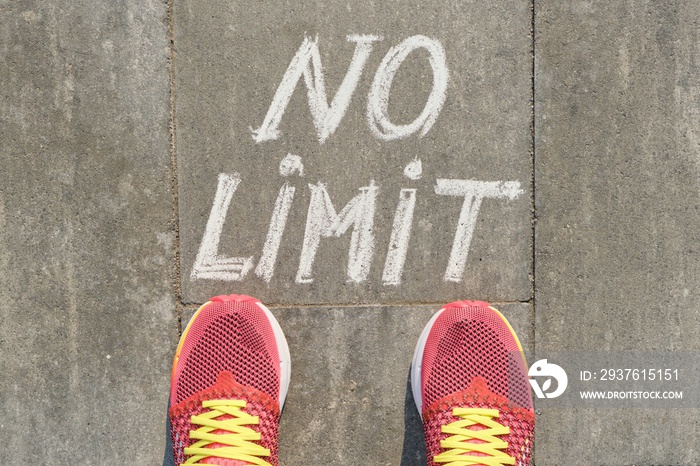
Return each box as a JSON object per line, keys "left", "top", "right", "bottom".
{"left": 183, "top": 399, "right": 272, "bottom": 466}
{"left": 434, "top": 408, "right": 515, "bottom": 466}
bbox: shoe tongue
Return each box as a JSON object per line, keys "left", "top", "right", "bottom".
{"left": 193, "top": 372, "right": 262, "bottom": 466}
{"left": 458, "top": 378, "right": 494, "bottom": 459}
{"left": 208, "top": 370, "right": 241, "bottom": 394}
{"left": 172, "top": 371, "right": 268, "bottom": 413}
{"left": 466, "top": 376, "right": 492, "bottom": 395}
{"left": 199, "top": 457, "right": 250, "bottom": 466}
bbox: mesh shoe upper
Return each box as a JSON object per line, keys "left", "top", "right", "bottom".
{"left": 168, "top": 295, "right": 289, "bottom": 466}
{"left": 413, "top": 301, "right": 535, "bottom": 466}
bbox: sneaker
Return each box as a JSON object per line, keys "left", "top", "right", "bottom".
{"left": 411, "top": 301, "right": 534, "bottom": 466}
{"left": 165, "top": 294, "right": 291, "bottom": 466}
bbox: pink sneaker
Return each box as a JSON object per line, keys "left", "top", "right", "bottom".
{"left": 167, "top": 295, "right": 291, "bottom": 466}
{"left": 411, "top": 301, "right": 534, "bottom": 466}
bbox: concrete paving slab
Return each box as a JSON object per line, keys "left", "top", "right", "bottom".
{"left": 535, "top": 1, "right": 700, "bottom": 464}
{"left": 15, "top": 0, "right": 700, "bottom": 464}
{"left": 180, "top": 302, "right": 533, "bottom": 465}
{"left": 0, "top": 2, "right": 174, "bottom": 464}
{"left": 174, "top": 0, "right": 534, "bottom": 305}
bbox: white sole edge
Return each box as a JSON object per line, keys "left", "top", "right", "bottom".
{"left": 255, "top": 302, "right": 292, "bottom": 410}
{"left": 410, "top": 308, "right": 445, "bottom": 419}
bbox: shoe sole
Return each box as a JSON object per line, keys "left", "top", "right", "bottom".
{"left": 410, "top": 302, "right": 525, "bottom": 417}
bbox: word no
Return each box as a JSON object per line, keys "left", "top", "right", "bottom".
{"left": 191, "top": 156, "right": 523, "bottom": 285}
{"left": 251, "top": 35, "right": 449, "bottom": 143}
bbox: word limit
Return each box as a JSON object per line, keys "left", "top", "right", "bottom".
{"left": 191, "top": 158, "right": 523, "bottom": 285}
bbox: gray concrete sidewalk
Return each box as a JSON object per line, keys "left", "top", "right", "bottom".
{"left": 1, "top": 1, "right": 175, "bottom": 464}
{"left": 2, "top": 1, "right": 699, "bottom": 465}
{"left": 535, "top": 2, "right": 700, "bottom": 463}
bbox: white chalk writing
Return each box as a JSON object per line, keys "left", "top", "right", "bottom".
{"left": 191, "top": 34, "right": 524, "bottom": 288}
{"left": 367, "top": 35, "right": 448, "bottom": 141}
{"left": 251, "top": 35, "right": 448, "bottom": 143}
{"left": 435, "top": 180, "right": 524, "bottom": 282}
{"left": 191, "top": 173, "right": 254, "bottom": 281}
{"left": 190, "top": 168, "right": 523, "bottom": 285}
{"left": 251, "top": 35, "right": 381, "bottom": 144}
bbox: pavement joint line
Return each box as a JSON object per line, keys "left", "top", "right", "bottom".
{"left": 530, "top": 0, "right": 537, "bottom": 352}
{"left": 167, "top": 0, "right": 183, "bottom": 335}
{"left": 178, "top": 300, "right": 534, "bottom": 310}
